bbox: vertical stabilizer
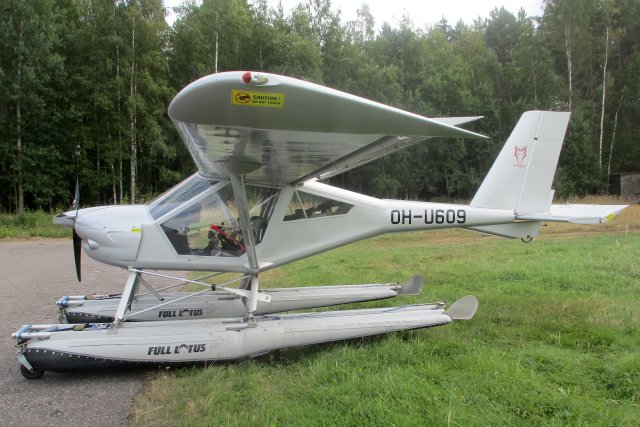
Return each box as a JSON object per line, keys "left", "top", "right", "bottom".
{"left": 470, "top": 111, "right": 570, "bottom": 213}
{"left": 469, "top": 111, "right": 570, "bottom": 239}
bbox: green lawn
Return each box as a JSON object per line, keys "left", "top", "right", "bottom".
{"left": 130, "top": 229, "right": 640, "bottom": 426}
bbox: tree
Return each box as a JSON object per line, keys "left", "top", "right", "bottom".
{"left": 1, "top": 0, "right": 638, "bottom": 212}
{"left": 169, "top": 0, "right": 252, "bottom": 89}
{"left": 0, "top": 0, "right": 66, "bottom": 212}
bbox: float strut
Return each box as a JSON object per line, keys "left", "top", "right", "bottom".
{"left": 248, "top": 276, "right": 259, "bottom": 314}
{"left": 112, "top": 270, "right": 141, "bottom": 326}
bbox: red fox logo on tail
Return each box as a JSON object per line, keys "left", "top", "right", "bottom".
{"left": 514, "top": 145, "right": 527, "bottom": 168}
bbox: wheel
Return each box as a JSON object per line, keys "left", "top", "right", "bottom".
{"left": 20, "top": 364, "right": 45, "bottom": 379}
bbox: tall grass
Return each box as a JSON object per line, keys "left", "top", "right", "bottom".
{"left": 0, "top": 210, "right": 70, "bottom": 238}
{"left": 130, "top": 221, "right": 640, "bottom": 426}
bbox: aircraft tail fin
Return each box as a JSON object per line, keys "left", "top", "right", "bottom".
{"left": 470, "top": 111, "right": 571, "bottom": 213}
{"left": 468, "top": 111, "right": 570, "bottom": 239}
{"left": 468, "top": 111, "right": 628, "bottom": 239}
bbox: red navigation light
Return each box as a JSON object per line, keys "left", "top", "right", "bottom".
{"left": 241, "top": 71, "right": 269, "bottom": 85}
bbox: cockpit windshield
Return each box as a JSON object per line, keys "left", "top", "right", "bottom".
{"left": 148, "top": 174, "right": 217, "bottom": 220}
{"left": 161, "top": 183, "right": 278, "bottom": 257}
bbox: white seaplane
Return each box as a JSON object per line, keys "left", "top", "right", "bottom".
{"left": 13, "top": 71, "right": 627, "bottom": 378}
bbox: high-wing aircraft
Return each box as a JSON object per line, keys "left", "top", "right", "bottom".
{"left": 13, "top": 71, "right": 627, "bottom": 378}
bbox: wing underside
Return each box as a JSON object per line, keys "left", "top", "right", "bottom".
{"left": 169, "top": 71, "right": 485, "bottom": 186}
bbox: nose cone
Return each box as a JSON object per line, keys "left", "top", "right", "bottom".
{"left": 53, "top": 206, "right": 108, "bottom": 227}
{"left": 75, "top": 205, "right": 145, "bottom": 267}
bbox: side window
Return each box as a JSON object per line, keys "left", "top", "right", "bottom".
{"left": 284, "top": 191, "right": 353, "bottom": 221}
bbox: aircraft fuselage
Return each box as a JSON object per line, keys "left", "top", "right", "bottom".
{"left": 67, "top": 177, "right": 516, "bottom": 274}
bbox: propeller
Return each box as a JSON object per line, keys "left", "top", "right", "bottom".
{"left": 53, "top": 149, "right": 83, "bottom": 281}
{"left": 72, "top": 178, "right": 81, "bottom": 282}
{"left": 73, "top": 228, "right": 82, "bottom": 282}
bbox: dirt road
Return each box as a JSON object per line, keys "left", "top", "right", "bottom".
{"left": 0, "top": 240, "right": 143, "bottom": 426}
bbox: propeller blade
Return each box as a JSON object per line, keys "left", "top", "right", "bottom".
{"left": 72, "top": 178, "right": 80, "bottom": 212}
{"left": 73, "top": 228, "right": 82, "bottom": 282}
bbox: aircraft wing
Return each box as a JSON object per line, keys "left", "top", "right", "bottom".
{"left": 311, "top": 117, "right": 484, "bottom": 181}
{"left": 168, "top": 71, "right": 485, "bottom": 186}
{"left": 431, "top": 116, "right": 483, "bottom": 126}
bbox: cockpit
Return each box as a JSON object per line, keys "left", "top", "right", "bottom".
{"left": 148, "top": 174, "right": 279, "bottom": 257}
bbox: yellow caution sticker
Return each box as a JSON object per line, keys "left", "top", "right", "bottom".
{"left": 131, "top": 227, "right": 141, "bottom": 233}
{"left": 231, "top": 89, "right": 285, "bottom": 108}
{"left": 604, "top": 213, "right": 615, "bottom": 222}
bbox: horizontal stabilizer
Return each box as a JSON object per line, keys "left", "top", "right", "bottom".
{"left": 517, "top": 204, "right": 628, "bottom": 224}
{"left": 445, "top": 295, "right": 478, "bottom": 320}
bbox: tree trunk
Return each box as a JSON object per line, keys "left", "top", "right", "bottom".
{"left": 114, "top": 0, "right": 123, "bottom": 204}
{"left": 119, "top": 158, "right": 123, "bottom": 204}
{"left": 564, "top": 26, "right": 573, "bottom": 111}
{"left": 215, "top": 32, "right": 219, "bottom": 73}
{"left": 598, "top": 26, "right": 609, "bottom": 172}
{"left": 112, "top": 163, "right": 117, "bottom": 204}
{"left": 15, "top": 20, "right": 24, "bottom": 214}
{"left": 16, "top": 98, "right": 24, "bottom": 214}
{"left": 531, "top": 57, "right": 538, "bottom": 104}
{"left": 607, "top": 92, "right": 624, "bottom": 190}
{"left": 129, "top": 9, "right": 137, "bottom": 204}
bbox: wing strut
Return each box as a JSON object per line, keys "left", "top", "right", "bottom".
{"left": 229, "top": 174, "right": 262, "bottom": 319}
{"left": 229, "top": 174, "right": 259, "bottom": 271}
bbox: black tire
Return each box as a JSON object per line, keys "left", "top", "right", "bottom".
{"left": 20, "top": 364, "right": 45, "bottom": 379}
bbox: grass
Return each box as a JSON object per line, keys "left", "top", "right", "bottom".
{"left": 0, "top": 210, "right": 70, "bottom": 238}
{"left": 130, "top": 203, "right": 640, "bottom": 426}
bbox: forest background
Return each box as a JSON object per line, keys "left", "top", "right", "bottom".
{"left": 1, "top": 0, "right": 638, "bottom": 214}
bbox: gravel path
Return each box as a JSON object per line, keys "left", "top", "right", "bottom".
{"left": 0, "top": 239, "right": 145, "bottom": 427}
